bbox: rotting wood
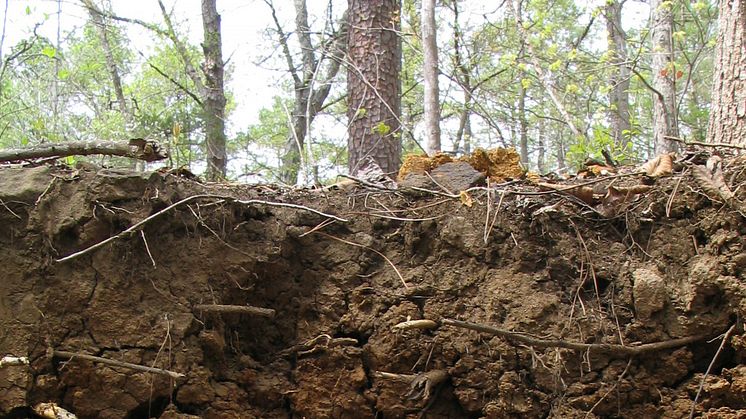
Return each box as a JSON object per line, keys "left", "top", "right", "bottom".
{"left": 55, "top": 194, "right": 347, "bottom": 263}
{"left": 52, "top": 349, "right": 185, "bottom": 379}
{"left": 33, "top": 402, "right": 78, "bottom": 419}
{"left": 194, "top": 304, "right": 276, "bottom": 318}
{"left": 0, "top": 139, "right": 167, "bottom": 163}
{"left": 440, "top": 318, "right": 715, "bottom": 356}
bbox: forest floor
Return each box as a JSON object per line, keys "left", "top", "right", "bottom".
{"left": 1, "top": 153, "right": 745, "bottom": 418}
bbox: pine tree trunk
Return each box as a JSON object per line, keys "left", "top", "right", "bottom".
{"left": 347, "top": 0, "right": 402, "bottom": 176}
{"left": 604, "top": 0, "right": 631, "bottom": 147}
{"left": 201, "top": 0, "right": 227, "bottom": 181}
{"left": 421, "top": 0, "right": 440, "bottom": 154}
{"left": 650, "top": 0, "right": 679, "bottom": 154}
{"left": 707, "top": 0, "right": 746, "bottom": 146}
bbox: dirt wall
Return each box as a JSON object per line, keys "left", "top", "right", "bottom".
{"left": 0, "top": 163, "right": 745, "bottom": 418}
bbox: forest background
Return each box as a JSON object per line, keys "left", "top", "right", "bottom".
{"left": 0, "top": 0, "right": 732, "bottom": 184}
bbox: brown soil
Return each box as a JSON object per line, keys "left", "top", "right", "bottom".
{"left": 0, "top": 161, "right": 745, "bottom": 419}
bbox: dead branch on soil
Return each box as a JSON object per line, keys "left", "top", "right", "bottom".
{"left": 33, "top": 403, "right": 78, "bottom": 419}
{"left": 0, "top": 355, "right": 28, "bottom": 367}
{"left": 440, "top": 318, "right": 714, "bottom": 356}
{"left": 0, "top": 139, "right": 167, "bottom": 163}
{"left": 689, "top": 323, "right": 737, "bottom": 419}
{"left": 194, "top": 304, "right": 276, "bottom": 318}
{"left": 55, "top": 194, "right": 347, "bottom": 263}
{"left": 51, "top": 349, "right": 185, "bottom": 379}
{"left": 311, "top": 231, "right": 409, "bottom": 289}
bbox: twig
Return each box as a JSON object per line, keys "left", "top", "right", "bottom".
{"left": 194, "top": 304, "right": 276, "bottom": 318}
{"left": 585, "top": 358, "right": 632, "bottom": 418}
{"left": 689, "top": 323, "right": 737, "bottom": 419}
{"left": 440, "top": 318, "right": 714, "bottom": 356}
{"left": 56, "top": 194, "right": 347, "bottom": 263}
{"left": 140, "top": 231, "right": 156, "bottom": 267}
{"left": 338, "top": 173, "right": 396, "bottom": 191}
{"left": 0, "top": 198, "right": 20, "bottom": 219}
{"left": 313, "top": 231, "right": 409, "bottom": 289}
{"left": 52, "top": 349, "right": 185, "bottom": 379}
{"left": 373, "top": 370, "right": 417, "bottom": 381}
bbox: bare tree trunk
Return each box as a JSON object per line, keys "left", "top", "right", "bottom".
{"left": 421, "top": 0, "right": 440, "bottom": 154}
{"left": 650, "top": 0, "right": 679, "bottom": 154}
{"left": 452, "top": 0, "right": 471, "bottom": 154}
{"left": 201, "top": 0, "right": 227, "bottom": 180}
{"left": 518, "top": 76, "right": 528, "bottom": 167}
{"left": 537, "top": 118, "right": 546, "bottom": 173}
{"left": 604, "top": 0, "right": 631, "bottom": 147}
{"left": 707, "top": 0, "right": 746, "bottom": 146}
{"left": 347, "top": 0, "right": 402, "bottom": 176}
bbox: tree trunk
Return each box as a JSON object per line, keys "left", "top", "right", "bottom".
{"left": 421, "top": 0, "right": 440, "bottom": 154}
{"left": 347, "top": 0, "right": 402, "bottom": 176}
{"left": 707, "top": 0, "right": 746, "bottom": 146}
{"left": 201, "top": 0, "right": 227, "bottom": 181}
{"left": 650, "top": 0, "right": 679, "bottom": 154}
{"left": 518, "top": 76, "right": 528, "bottom": 167}
{"left": 452, "top": 0, "right": 471, "bottom": 155}
{"left": 604, "top": 0, "right": 631, "bottom": 147}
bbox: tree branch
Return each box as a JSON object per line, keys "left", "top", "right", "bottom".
{"left": 0, "top": 139, "right": 167, "bottom": 163}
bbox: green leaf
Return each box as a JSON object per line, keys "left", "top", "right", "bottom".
{"left": 41, "top": 46, "right": 56, "bottom": 58}
{"left": 57, "top": 69, "right": 70, "bottom": 79}
{"left": 371, "top": 122, "right": 391, "bottom": 136}
{"left": 25, "top": 5, "right": 31, "bottom": 15}
{"left": 521, "top": 78, "right": 532, "bottom": 89}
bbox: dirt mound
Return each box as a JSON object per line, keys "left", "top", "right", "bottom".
{"left": 0, "top": 159, "right": 745, "bottom": 418}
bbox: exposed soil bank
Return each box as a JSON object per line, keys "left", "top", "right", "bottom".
{"left": 0, "top": 162, "right": 745, "bottom": 418}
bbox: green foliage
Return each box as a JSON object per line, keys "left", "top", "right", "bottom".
{"left": 567, "top": 125, "right": 638, "bottom": 169}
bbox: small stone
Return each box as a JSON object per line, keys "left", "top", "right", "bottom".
{"left": 632, "top": 267, "right": 668, "bottom": 320}
{"left": 430, "top": 162, "right": 485, "bottom": 192}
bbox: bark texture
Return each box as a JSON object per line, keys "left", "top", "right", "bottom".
{"left": 0, "top": 139, "right": 167, "bottom": 162}
{"left": 604, "top": 0, "right": 631, "bottom": 147}
{"left": 347, "top": 0, "right": 402, "bottom": 176}
{"left": 421, "top": 0, "right": 440, "bottom": 154}
{"left": 650, "top": 0, "right": 679, "bottom": 154}
{"left": 707, "top": 0, "right": 746, "bottom": 146}
{"left": 201, "top": 0, "right": 227, "bottom": 180}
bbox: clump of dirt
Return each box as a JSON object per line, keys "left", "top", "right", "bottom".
{"left": 0, "top": 158, "right": 745, "bottom": 418}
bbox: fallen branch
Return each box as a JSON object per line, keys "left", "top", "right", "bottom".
{"left": 440, "top": 318, "right": 713, "bottom": 356}
{"left": 52, "top": 349, "right": 185, "bottom": 379}
{"left": 0, "top": 139, "right": 167, "bottom": 163}
{"left": 56, "top": 194, "right": 347, "bottom": 263}
{"left": 194, "top": 304, "right": 276, "bottom": 318}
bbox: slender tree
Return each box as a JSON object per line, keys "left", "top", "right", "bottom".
{"left": 707, "top": 0, "right": 746, "bottom": 146}
{"left": 604, "top": 0, "right": 631, "bottom": 147}
{"left": 200, "top": 0, "right": 227, "bottom": 180}
{"left": 421, "top": 0, "right": 440, "bottom": 154}
{"left": 650, "top": 0, "right": 679, "bottom": 154}
{"left": 347, "top": 0, "right": 402, "bottom": 175}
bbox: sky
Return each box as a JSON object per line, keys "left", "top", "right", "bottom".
{"left": 1, "top": 0, "right": 650, "bottom": 137}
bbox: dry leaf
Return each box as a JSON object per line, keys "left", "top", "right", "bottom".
{"left": 538, "top": 182, "right": 595, "bottom": 205}
{"left": 640, "top": 153, "right": 674, "bottom": 177}
{"left": 459, "top": 191, "right": 474, "bottom": 207}
{"left": 692, "top": 164, "right": 735, "bottom": 202}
